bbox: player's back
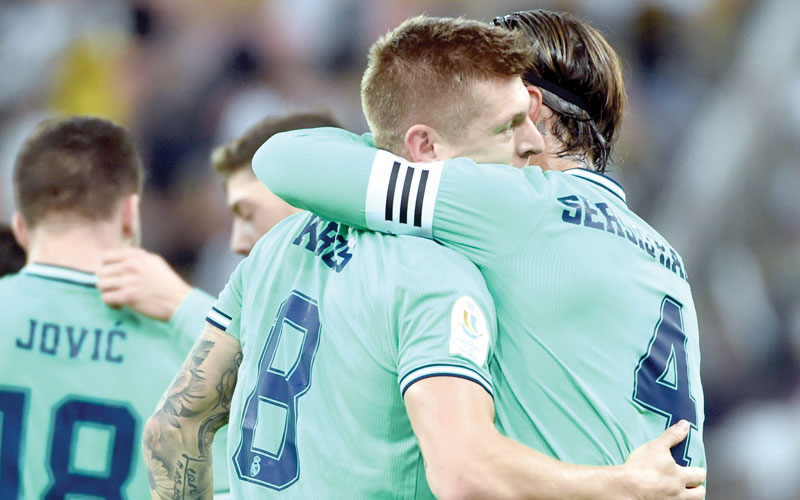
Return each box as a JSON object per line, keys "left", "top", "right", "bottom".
{"left": 250, "top": 127, "right": 706, "bottom": 472}
{"left": 0, "top": 264, "right": 199, "bottom": 498}
{"left": 485, "top": 167, "right": 705, "bottom": 469}
{"left": 215, "top": 211, "right": 494, "bottom": 499}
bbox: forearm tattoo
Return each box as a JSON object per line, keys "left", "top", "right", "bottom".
{"left": 143, "top": 338, "right": 242, "bottom": 499}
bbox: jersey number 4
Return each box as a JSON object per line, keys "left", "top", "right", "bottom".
{"left": 633, "top": 295, "right": 698, "bottom": 466}
{"left": 0, "top": 390, "right": 136, "bottom": 499}
{"left": 234, "top": 290, "right": 322, "bottom": 490}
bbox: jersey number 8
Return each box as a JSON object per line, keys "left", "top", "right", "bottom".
{"left": 234, "top": 290, "right": 322, "bottom": 490}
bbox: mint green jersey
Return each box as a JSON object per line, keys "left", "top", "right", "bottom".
{"left": 208, "top": 211, "right": 496, "bottom": 498}
{"left": 0, "top": 263, "right": 229, "bottom": 498}
{"left": 253, "top": 127, "right": 706, "bottom": 469}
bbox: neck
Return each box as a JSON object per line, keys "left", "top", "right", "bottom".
{"left": 25, "top": 220, "right": 132, "bottom": 273}
{"left": 545, "top": 154, "right": 592, "bottom": 172}
{"left": 535, "top": 112, "right": 595, "bottom": 172}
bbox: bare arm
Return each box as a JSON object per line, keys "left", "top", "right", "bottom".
{"left": 404, "top": 377, "right": 706, "bottom": 500}
{"left": 143, "top": 324, "right": 242, "bottom": 499}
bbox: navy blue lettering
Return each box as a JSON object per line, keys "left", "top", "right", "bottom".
{"left": 641, "top": 234, "right": 656, "bottom": 258}
{"left": 292, "top": 214, "right": 320, "bottom": 251}
{"left": 670, "top": 249, "right": 685, "bottom": 279}
{"left": 633, "top": 228, "right": 646, "bottom": 251}
{"left": 40, "top": 323, "right": 59, "bottom": 356}
{"left": 655, "top": 240, "right": 671, "bottom": 268}
{"left": 91, "top": 329, "right": 102, "bottom": 361}
{"left": 15, "top": 320, "right": 35, "bottom": 350}
{"left": 315, "top": 222, "right": 338, "bottom": 256}
{"left": 294, "top": 217, "right": 354, "bottom": 273}
{"left": 13, "top": 322, "right": 130, "bottom": 364}
{"left": 582, "top": 197, "right": 605, "bottom": 230}
{"left": 558, "top": 195, "right": 582, "bottom": 224}
{"left": 557, "top": 192, "right": 689, "bottom": 282}
{"left": 321, "top": 248, "right": 337, "bottom": 270}
{"left": 334, "top": 236, "right": 353, "bottom": 272}
{"left": 620, "top": 219, "right": 638, "bottom": 245}
{"left": 106, "top": 330, "right": 125, "bottom": 363}
{"left": 66, "top": 327, "right": 89, "bottom": 358}
{"left": 596, "top": 203, "right": 624, "bottom": 236}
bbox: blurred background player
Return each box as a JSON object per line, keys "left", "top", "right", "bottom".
{"left": 94, "top": 111, "right": 342, "bottom": 323}
{"left": 145, "top": 16, "right": 704, "bottom": 500}
{"left": 0, "top": 223, "right": 25, "bottom": 277}
{"left": 211, "top": 111, "right": 343, "bottom": 256}
{"left": 0, "top": 116, "right": 229, "bottom": 498}
{"left": 256, "top": 6, "right": 706, "bottom": 482}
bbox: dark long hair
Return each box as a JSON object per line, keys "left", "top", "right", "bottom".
{"left": 493, "top": 10, "right": 627, "bottom": 172}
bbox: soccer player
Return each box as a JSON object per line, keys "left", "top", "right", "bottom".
{"left": 211, "top": 112, "right": 343, "bottom": 256}
{"left": 256, "top": 7, "right": 707, "bottom": 487}
{"left": 93, "top": 114, "right": 343, "bottom": 353}
{"left": 0, "top": 116, "right": 228, "bottom": 498}
{"left": 144, "top": 16, "right": 705, "bottom": 500}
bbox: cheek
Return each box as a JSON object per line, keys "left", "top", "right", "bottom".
{"left": 253, "top": 209, "right": 284, "bottom": 236}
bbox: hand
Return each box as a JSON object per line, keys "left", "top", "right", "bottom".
{"left": 97, "top": 248, "right": 192, "bottom": 321}
{"left": 623, "top": 420, "right": 706, "bottom": 500}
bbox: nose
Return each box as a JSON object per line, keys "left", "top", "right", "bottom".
{"left": 230, "top": 222, "right": 252, "bottom": 256}
{"left": 515, "top": 115, "right": 545, "bottom": 165}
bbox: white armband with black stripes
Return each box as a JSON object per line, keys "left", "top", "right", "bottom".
{"left": 365, "top": 150, "right": 443, "bottom": 238}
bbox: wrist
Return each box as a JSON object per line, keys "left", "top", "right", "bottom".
{"left": 604, "top": 464, "right": 638, "bottom": 500}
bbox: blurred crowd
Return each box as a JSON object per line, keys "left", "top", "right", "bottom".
{"left": 1, "top": 0, "right": 798, "bottom": 498}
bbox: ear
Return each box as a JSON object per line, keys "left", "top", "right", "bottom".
{"left": 121, "top": 193, "right": 140, "bottom": 242}
{"left": 404, "top": 124, "right": 445, "bottom": 162}
{"left": 11, "top": 211, "right": 29, "bottom": 252}
{"left": 526, "top": 85, "right": 544, "bottom": 123}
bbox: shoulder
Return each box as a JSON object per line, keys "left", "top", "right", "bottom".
{"left": 249, "top": 211, "right": 313, "bottom": 255}
{"left": 0, "top": 273, "right": 18, "bottom": 286}
{"left": 386, "top": 236, "right": 486, "bottom": 288}
{"left": 0, "top": 273, "right": 22, "bottom": 299}
{"left": 0, "top": 272, "right": 37, "bottom": 296}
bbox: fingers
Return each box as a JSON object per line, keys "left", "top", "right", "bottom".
{"left": 101, "top": 247, "right": 141, "bottom": 265}
{"left": 98, "top": 248, "right": 149, "bottom": 280}
{"left": 100, "top": 289, "right": 127, "bottom": 307}
{"left": 658, "top": 420, "right": 690, "bottom": 448}
{"left": 683, "top": 466, "right": 706, "bottom": 488}
{"left": 683, "top": 484, "right": 706, "bottom": 500}
{"left": 97, "top": 274, "right": 124, "bottom": 293}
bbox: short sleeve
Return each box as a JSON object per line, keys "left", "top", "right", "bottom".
{"left": 206, "top": 257, "right": 246, "bottom": 339}
{"left": 168, "top": 287, "right": 216, "bottom": 351}
{"left": 393, "top": 243, "right": 497, "bottom": 398}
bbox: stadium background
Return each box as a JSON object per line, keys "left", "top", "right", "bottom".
{"left": 1, "top": 0, "right": 798, "bottom": 498}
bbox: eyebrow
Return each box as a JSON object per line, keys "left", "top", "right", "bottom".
{"left": 491, "top": 112, "right": 527, "bottom": 135}
{"left": 231, "top": 200, "right": 252, "bottom": 216}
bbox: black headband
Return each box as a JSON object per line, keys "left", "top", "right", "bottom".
{"left": 523, "top": 71, "right": 588, "bottom": 112}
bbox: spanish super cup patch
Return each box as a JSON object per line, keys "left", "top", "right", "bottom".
{"left": 449, "top": 296, "right": 490, "bottom": 366}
